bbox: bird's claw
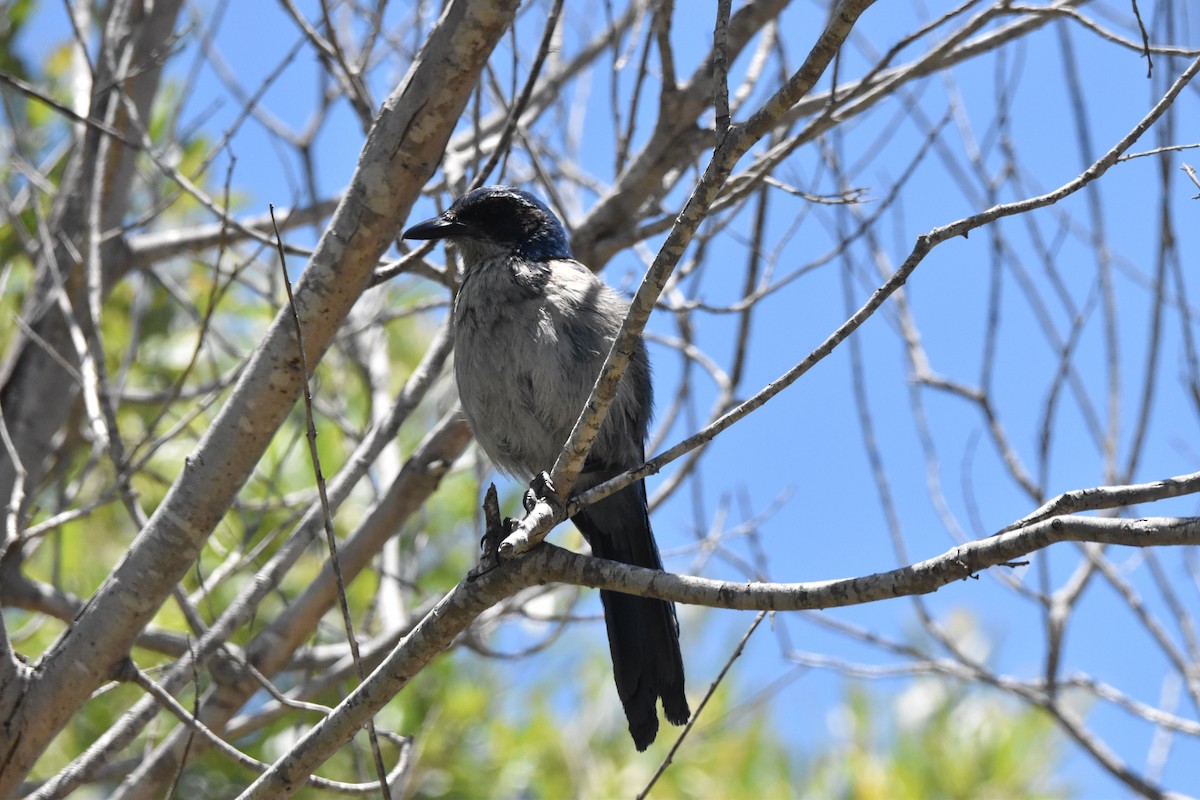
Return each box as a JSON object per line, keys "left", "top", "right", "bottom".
{"left": 469, "top": 518, "right": 508, "bottom": 580}
{"left": 524, "top": 471, "right": 557, "bottom": 512}
{"left": 470, "top": 484, "right": 512, "bottom": 580}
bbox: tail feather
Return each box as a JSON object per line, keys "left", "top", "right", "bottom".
{"left": 572, "top": 478, "right": 689, "bottom": 750}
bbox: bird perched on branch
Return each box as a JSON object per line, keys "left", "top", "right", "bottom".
{"left": 403, "top": 185, "right": 689, "bottom": 750}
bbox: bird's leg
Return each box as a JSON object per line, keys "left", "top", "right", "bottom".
{"left": 493, "top": 470, "right": 564, "bottom": 557}
{"left": 524, "top": 470, "right": 558, "bottom": 512}
{"left": 491, "top": 471, "right": 564, "bottom": 558}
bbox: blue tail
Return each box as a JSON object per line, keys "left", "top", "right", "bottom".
{"left": 572, "top": 477, "right": 689, "bottom": 750}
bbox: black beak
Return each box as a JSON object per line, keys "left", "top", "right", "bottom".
{"left": 402, "top": 214, "right": 470, "bottom": 241}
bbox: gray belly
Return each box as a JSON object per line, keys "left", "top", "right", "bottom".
{"left": 453, "top": 307, "right": 584, "bottom": 477}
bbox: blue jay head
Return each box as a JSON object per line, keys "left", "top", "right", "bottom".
{"left": 402, "top": 185, "right": 573, "bottom": 261}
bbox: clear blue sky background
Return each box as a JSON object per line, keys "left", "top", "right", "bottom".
{"left": 18, "top": 1, "right": 1200, "bottom": 794}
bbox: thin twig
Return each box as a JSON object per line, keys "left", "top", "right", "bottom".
{"left": 269, "top": 205, "right": 392, "bottom": 800}
{"left": 638, "top": 611, "right": 766, "bottom": 799}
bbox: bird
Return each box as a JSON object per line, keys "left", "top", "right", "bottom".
{"left": 403, "top": 185, "right": 690, "bottom": 750}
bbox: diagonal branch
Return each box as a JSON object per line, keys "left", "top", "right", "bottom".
{"left": 501, "top": 0, "right": 880, "bottom": 555}
{"left": 0, "top": 1, "right": 521, "bottom": 793}
{"left": 534, "top": 48, "right": 1200, "bottom": 540}
{"left": 248, "top": 480, "right": 1199, "bottom": 796}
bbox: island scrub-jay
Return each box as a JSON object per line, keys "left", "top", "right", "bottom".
{"left": 403, "top": 186, "right": 689, "bottom": 750}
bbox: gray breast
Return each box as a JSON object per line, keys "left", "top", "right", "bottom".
{"left": 452, "top": 256, "right": 649, "bottom": 477}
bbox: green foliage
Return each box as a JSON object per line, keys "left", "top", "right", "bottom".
{"left": 804, "top": 680, "right": 1070, "bottom": 800}
{"left": 0, "top": 0, "right": 34, "bottom": 79}
{"left": 172, "top": 629, "right": 1070, "bottom": 800}
{"left": 309, "top": 642, "right": 797, "bottom": 800}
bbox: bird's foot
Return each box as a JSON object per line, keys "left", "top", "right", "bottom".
{"left": 497, "top": 471, "right": 563, "bottom": 558}
{"left": 469, "top": 519, "right": 511, "bottom": 580}
{"left": 523, "top": 471, "right": 557, "bottom": 512}
{"left": 469, "top": 484, "right": 510, "bottom": 580}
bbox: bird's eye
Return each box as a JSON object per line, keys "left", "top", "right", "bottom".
{"left": 459, "top": 197, "right": 533, "bottom": 240}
